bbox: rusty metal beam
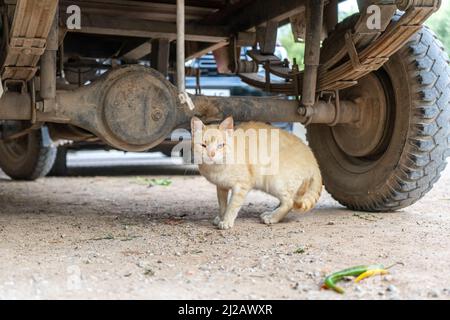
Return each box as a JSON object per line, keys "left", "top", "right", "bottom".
{"left": 189, "top": 95, "right": 302, "bottom": 124}
{"left": 0, "top": 88, "right": 359, "bottom": 127}
{"left": 177, "top": 0, "right": 186, "bottom": 92}
{"left": 302, "top": 0, "right": 325, "bottom": 108}
{"left": 190, "top": 95, "right": 360, "bottom": 126}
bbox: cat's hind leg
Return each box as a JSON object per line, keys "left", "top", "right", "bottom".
{"left": 293, "top": 173, "right": 322, "bottom": 213}
{"left": 260, "top": 196, "right": 294, "bottom": 225}
{"left": 213, "top": 187, "right": 229, "bottom": 226}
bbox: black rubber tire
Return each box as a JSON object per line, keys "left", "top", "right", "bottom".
{"left": 0, "top": 126, "right": 57, "bottom": 180}
{"left": 308, "top": 25, "right": 450, "bottom": 211}
{"left": 48, "top": 147, "right": 68, "bottom": 176}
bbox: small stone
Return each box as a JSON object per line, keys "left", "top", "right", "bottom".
{"left": 354, "top": 285, "right": 363, "bottom": 293}
{"left": 137, "top": 260, "right": 150, "bottom": 269}
{"left": 143, "top": 269, "right": 155, "bottom": 276}
{"left": 382, "top": 275, "right": 393, "bottom": 282}
{"left": 428, "top": 290, "right": 439, "bottom": 298}
{"left": 387, "top": 285, "right": 398, "bottom": 293}
{"left": 326, "top": 221, "right": 335, "bottom": 225}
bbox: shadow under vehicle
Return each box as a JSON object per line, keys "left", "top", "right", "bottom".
{"left": 0, "top": 0, "right": 449, "bottom": 212}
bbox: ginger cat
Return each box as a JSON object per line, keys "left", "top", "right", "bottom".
{"left": 191, "top": 116, "right": 322, "bottom": 230}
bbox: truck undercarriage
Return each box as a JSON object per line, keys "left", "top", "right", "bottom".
{"left": 0, "top": 0, "right": 448, "bottom": 212}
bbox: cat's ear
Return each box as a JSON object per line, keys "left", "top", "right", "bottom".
{"left": 191, "top": 116, "right": 205, "bottom": 133}
{"left": 219, "top": 116, "right": 234, "bottom": 131}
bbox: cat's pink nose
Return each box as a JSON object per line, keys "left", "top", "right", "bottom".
{"left": 209, "top": 151, "right": 216, "bottom": 158}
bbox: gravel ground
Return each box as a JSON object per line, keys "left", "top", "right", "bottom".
{"left": 1, "top": 162, "right": 450, "bottom": 300}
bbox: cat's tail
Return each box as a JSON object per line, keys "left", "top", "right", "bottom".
{"left": 293, "top": 169, "right": 322, "bottom": 213}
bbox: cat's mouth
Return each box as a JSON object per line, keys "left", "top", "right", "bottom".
{"left": 204, "top": 154, "right": 224, "bottom": 164}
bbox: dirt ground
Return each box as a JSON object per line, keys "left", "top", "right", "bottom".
{"left": 1, "top": 161, "right": 450, "bottom": 300}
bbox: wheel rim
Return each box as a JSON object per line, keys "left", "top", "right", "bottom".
{"left": 326, "top": 69, "right": 396, "bottom": 174}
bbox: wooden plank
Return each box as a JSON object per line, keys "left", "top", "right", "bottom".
{"left": 229, "top": 0, "right": 308, "bottom": 31}
{"left": 121, "top": 41, "right": 152, "bottom": 62}
{"left": 201, "top": 0, "right": 253, "bottom": 25}
{"left": 2, "top": 0, "right": 58, "bottom": 80}
{"left": 151, "top": 38, "right": 170, "bottom": 76}
{"left": 186, "top": 40, "right": 228, "bottom": 61}
{"left": 60, "top": 0, "right": 217, "bottom": 23}
{"left": 64, "top": 12, "right": 229, "bottom": 43}
{"left": 140, "top": 0, "right": 226, "bottom": 9}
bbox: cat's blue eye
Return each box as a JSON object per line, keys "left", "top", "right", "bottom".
{"left": 217, "top": 143, "right": 225, "bottom": 149}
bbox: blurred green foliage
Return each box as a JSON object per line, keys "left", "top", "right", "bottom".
{"left": 277, "top": 25, "right": 304, "bottom": 67}
{"left": 426, "top": 1, "right": 450, "bottom": 53}
{"left": 278, "top": 1, "right": 450, "bottom": 67}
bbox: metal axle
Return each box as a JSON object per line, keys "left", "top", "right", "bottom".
{"left": 0, "top": 66, "right": 362, "bottom": 151}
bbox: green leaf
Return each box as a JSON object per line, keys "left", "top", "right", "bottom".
{"left": 133, "top": 177, "right": 172, "bottom": 187}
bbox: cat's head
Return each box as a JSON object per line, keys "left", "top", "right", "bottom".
{"left": 191, "top": 116, "right": 234, "bottom": 164}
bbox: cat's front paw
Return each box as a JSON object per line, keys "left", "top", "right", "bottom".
{"left": 212, "top": 216, "right": 221, "bottom": 226}
{"left": 217, "top": 220, "right": 234, "bottom": 230}
{"left": 260, "top": 212, "right": 279, "bottom": 225}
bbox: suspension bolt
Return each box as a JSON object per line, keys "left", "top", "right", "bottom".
{"left": 151, "top": 109, "right": 163, "bottom": 121}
